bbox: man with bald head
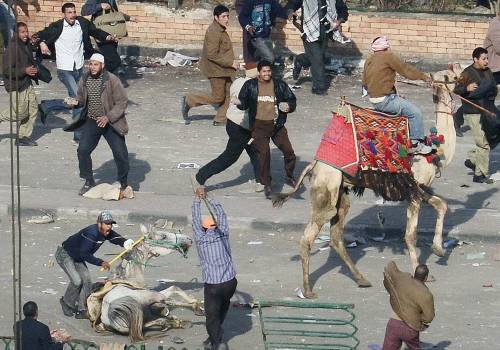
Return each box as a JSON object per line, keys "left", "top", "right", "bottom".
{"left": 65, "top": 53, "right": 129, "bottom": 196}
{"left": 382, "top": 261, "right": 435, "bottom": 350}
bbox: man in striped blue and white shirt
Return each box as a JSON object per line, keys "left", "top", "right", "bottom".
{"left": 192, "top": 194, "right": 237, "bottom": 350}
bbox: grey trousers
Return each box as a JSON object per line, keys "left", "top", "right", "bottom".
{"left": 55, "top": 246, "right": 92, "bottom": 312}
{"left": 251, "top": 37, "right": 275, "bottom": 63}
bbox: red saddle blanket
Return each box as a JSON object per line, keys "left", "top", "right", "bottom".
{"left": 315, "top": 105, "right": 412, "bottom": 177}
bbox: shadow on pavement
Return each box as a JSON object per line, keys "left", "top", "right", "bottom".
{"left": 94, "top": 153, "right": 151, "bottom": 191}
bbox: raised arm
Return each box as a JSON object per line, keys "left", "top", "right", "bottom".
{"left": 191, "top": 198, "right": 204, "bottom": 236}
{"left": 208, "top": 198, "right": 229, "bottom": 236}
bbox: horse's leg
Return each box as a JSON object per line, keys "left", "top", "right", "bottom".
{"left": 301, "top": 178, "right": 339, "bottom": 299}
{"left": 405, "top": 199, "right": 422, "bottom": 274}
{"left": 160, "top": 286, "right": 204, "bottom": 315}
{"left": 423, "top": 192, "right": 447, "bottom": 257}
{"left": 329, "top": 191, "right": 372, "bottom": 287}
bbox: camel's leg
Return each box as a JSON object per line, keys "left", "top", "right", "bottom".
{"left": 405, "top": 199, "right": 422, "bottom": 274}
{"left": 424, "top": 192, "right": 447, "bottom": 257}
{"left": 143, "top": 318, "right": 171, "bottom": 331}
{"left": 329, "top": 191, "right": 372, "bottom": 288}
{"left": 301, "top": 176, "right": 340, "bottom": 299}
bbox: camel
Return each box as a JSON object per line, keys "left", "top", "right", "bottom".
{"left": 273, "top": 64, "right": 462, "bottom": 298}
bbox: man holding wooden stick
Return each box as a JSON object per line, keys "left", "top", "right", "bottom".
{"left": 54, "top": 210, "right": 134, "bottom": 319}
{"left": 192, "top": 192, "right": 237, "bottom": 350}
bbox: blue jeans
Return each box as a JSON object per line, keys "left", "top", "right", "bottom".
{"left": 251, "top": 37, "right": 275, "bottom": 63}
{"left": 372, "top": 94, "right": 425, "bottom": 140}
{"left": 41, "top": 68, "right": 83, "bottom": 140}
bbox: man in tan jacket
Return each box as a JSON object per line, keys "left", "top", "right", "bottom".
{"left": 182, "top": 5, "right": 238, "bottom": 126}
{"left": 363, "top": 36, "right": 433, "bottom": 154}
{"left": 382, "top": 261, "right": 435, "bottom": 350}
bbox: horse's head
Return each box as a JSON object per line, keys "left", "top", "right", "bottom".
{"left": 113, "top": 222, "right": 192, "bottom": 285}
{"left": 142, "top": 221, "right": 193, "bottom": 258}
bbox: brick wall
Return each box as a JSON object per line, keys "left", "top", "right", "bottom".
{"left": 19, "top": 1, "right": 492, "bottom": 60}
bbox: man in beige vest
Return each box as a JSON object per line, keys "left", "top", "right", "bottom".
{"left": 181, "top": 5, "right": 238, "bottom": 126}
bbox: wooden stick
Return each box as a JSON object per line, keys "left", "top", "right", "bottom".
{"left": 189, "top": 178, "right": 218, "bottom": 226}
{"left": 397, "top": 79, "right": 496, "bottom": 117}
{"left": 99, "top": 235, "right": 145, "bottom": 271}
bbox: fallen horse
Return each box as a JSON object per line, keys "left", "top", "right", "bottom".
{"left": 273, "top": 65, "right": 462, "bottom": 298}
{"left": 87, "top": 222, "right": 203, "bottom": 341}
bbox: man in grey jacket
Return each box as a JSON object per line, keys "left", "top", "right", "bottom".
{"left": 66, "top": 53, "right": 129, "bottom": 195}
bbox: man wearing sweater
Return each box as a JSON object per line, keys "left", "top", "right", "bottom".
{"left": 55, "top": 211, "right": 134, "bottom": 319}
{"left": 362, "top": 36, "right": 433, "bottom": 154}
{"left": 382, "top": 261, "right": 435, "bottom": 350}
{"left": 238, "top": 0, "right": 287, "bottom": 66}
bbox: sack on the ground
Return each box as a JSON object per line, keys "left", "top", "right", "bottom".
{"left": 94, "top": 9, "right": 127, "bottom": 38}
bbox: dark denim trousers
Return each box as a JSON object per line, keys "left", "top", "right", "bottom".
{"left": 77, "top": 119, "right": 129, "bottom": 185}
{"left": 97, "top": 41, "right": 121, "bottom": 73}
{"left": 296, "top": 38, "right": 329, "bottom": 91}
{"left": 196, "top": 119, "right": 258, "bottom": 185}
{"left": 55, "top": 246, "right": 92, "bottom": 312}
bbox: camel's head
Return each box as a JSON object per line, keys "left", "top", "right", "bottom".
{"left": 431, "top": 63, "right": 463, "bottom": 105}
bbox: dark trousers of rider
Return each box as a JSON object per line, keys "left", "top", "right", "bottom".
{"left": 195, "top": 119, "right": 259, "bottom": 185}
{"left": 252, "top": 120, "right": 296, "bottom": 186}
{"left": 204, "top": 278, "right": 237, "bottom": 349}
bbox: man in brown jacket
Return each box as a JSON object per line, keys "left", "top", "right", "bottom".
{"left": 382, "top": 261, "right": 435, "bottom": 350}
{"left": 363, "top": 36, "right": 433, "bottom": 154}
{"left": 65, "top": 53, "right": 129, "bottom": 196}
{"left": 181, "top": 4, "right": 238, "bottom": 126}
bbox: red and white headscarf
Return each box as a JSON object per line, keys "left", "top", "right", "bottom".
{"left": 371, "top": 36, "right": 390, "bottom": 52}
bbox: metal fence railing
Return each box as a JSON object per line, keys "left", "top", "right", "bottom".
{"left": 256, "top": 299, "right": 360, "bottom": 350}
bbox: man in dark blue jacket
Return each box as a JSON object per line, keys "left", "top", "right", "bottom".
{"left": 55, "top": 211, "right": 134, "bottom": 319}
{"left": 238, "top": 0, "right": 287, "bottom": 66}
{"left": 14, "top": 301, "right": 67, "bottom": 350}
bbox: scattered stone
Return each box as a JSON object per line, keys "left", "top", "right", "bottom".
{"left": 27, "top": 214, "right": 54, "bottom": 224}
{"left": 466, "top": 252, "right": 486, "bottom": 260}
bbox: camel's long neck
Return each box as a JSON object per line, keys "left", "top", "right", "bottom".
{"left": 435, "top": 92, "right": 456, "bottom": 168}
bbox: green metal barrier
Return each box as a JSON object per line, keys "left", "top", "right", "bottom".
{"left": 0, "top": 337, "right": 183, "bottom": 350}
{"left": 256, "top": 299, "right": 360, "bottom": 350}
{"left": 0, "top": 336, "right": 99, "bottom": 349}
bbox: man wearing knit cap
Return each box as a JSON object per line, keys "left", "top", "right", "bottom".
{"left": 193, "top": 64, "right": 260, "bottom": 196}
{"left": 363, "top": 36, "right": 433, "bottom": 154}
{"left": 65, "top": 53, "right": 130, "bottom": 196}
{"left": 192, "top": 194, "right": 236, "bottom": 350}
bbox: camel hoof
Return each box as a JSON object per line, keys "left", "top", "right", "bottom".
{"left": 432, "top": 244, "right": 445, "bottom": 257}
{"left": 357, "top": 278, "right": 372, "bottom": 288}
{"left": 426, "top": 275, "right": 436, "bottom": 283}
{"left": 303, "top": 290, "right": 317, "bottom": 299}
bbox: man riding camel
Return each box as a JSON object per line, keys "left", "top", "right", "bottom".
{"left": 363, "top": 36, "right": 433, "bottom": 154}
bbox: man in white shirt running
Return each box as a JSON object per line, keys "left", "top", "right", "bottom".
{"left": 36, "top": 2, "right": 113, "bottom": 142}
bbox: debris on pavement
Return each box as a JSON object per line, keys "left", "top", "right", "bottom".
{"left": 490, "top": 171, "right": 500, "bottom": 182}
{"left": 466, "top": 252, "right": 486, "bottom": 260}
{"left": 368, "top": 344, "right": 382, "bottom": 350}
{"left": 176, "top": 162, "right": 200, "bottom": 169}
{"left": 443, "top": 238, "right": 459, "bottom": 248}
{"left": 247, "top": 241, "right": 263, "bottom": 245}
{"left": 159, "top": 51, "right": 199, "bottom": 67}
{"left": 370, "top": 233, "right": 387, "bottom": 242}
{"left": 347, "top": 242, "right": 358, "bottom": 248}
{"left": 41, "top": 288, "right": 58, "bottom": 295}
{"left": 482, "top": 283, "right": 493, "bottom": 288}
{"left": 295, "top": 287, "right": 306, "bottom": 299}
{"left": 171, "top": 336, "right": 185, "bottom": 344}
{"left": 27, "top": 214, "right": 54, "bottom": 224}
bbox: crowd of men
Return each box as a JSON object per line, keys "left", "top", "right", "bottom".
{"left": 2, "top": 0, "right": 500, "bottom": 349}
